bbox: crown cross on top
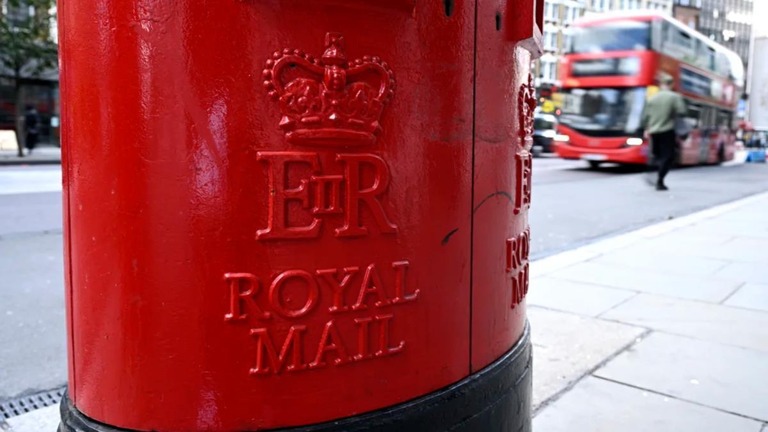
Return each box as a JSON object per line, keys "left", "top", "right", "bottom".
{"left": 263, "top": 33, "right": 395, "bottom": 147}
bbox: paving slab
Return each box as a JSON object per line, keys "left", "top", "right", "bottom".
{"left": 534, "top": 376, "right": 763, "bottom": 432}
{"left": 704, "top": 237, "right": 768, "bottom": 263}
{"left": 724, "top": 283, "right": 768, "bottom": 313}
{"left": 639, "top": 228, "right": 736, "bottom": 247}
{"left": 529, "top": 307, "right": 645, "bottom": 409}
{"left": 529, "top": 249, "right": 602, "bottom": 278}
{"left": 547, "top": 261, "right": 740, "bottom": 303}
{"left": 714, "top": 262, "right": 768, "bottom": 285}
{"left": 685, "top": 219, "right": 768, "bottom": 241}
{"left": 601, "top": 293, "right": 768, "bottom": 353}
{"left": 527, "top": 277, "right": 636, "bottom": 317}
{"left": 595, "top": 332, "right": 768, "bottom": 422}
{"left": 587, "top": 247, "right": 730, "bottom": 277}
{"left": 706, "top": 202, "right": 768, "bottom": 224}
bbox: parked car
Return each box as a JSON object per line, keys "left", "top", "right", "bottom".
{"left": 532, "top": 112, "right": 558, "bottom": 156}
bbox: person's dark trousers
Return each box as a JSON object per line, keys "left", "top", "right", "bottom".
{"left": 650, "top": 129, "right": 677, "bottom": 189}
{"left": 25, "top": 132, "right": 38, "bottom": 154}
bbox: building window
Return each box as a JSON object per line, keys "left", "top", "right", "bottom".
{"left": 540, "top": 56, "right": 558, "bottom": 83}
{"left": 565, "top": 6, "right": 579, "bottom": 22}
{"left": 545, "top": 2, "right": 558, "bottom": 21}
{"left": 544, "top": 29, "right": 558, "bottom": 50}
{"left": 564, "top": 34, "right": 574, "bottom": 51}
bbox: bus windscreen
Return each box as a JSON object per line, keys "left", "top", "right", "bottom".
{"left": 560, "top": 87, "right": 647, "bottom": 137}
{"left": 570, "top": 21, "right": 651, "bottom": 54}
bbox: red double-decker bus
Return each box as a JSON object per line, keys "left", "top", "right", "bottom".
{"left": 553, "top": 11, "right": 744, "bottom": 168}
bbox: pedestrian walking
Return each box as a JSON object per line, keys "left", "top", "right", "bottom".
{"left": 24, "top": 105, "right": 40, "bottom": 155}
{"left": 641, "top": 73, "right": 687, "bottom": 191}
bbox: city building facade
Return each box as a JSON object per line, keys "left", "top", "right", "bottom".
{"left": 0, "top": 0, "right": 59, "bottom": 143}
{"left": 676, "top": 0, "right": 754, "bottom": 61}
{"left": 535, "top": 0, "right": 673, "bottom": 88}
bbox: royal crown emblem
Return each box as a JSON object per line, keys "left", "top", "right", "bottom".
{"left": 263, "top": 33, "right": 395, "bottom": 147}
{"left": 518, "top": 74, "right": 536, "bottom": 151}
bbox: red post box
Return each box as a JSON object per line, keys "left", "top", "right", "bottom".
{"left": 58, "top": 1, "right": 542, "bottom": 430}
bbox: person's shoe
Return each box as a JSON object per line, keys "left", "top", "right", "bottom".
{"left": 656, "top": 183, "right": 669, "bottom": 191}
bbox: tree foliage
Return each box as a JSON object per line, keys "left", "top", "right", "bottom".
{"left": 0, "top": 0, "right": 58, "bottom": 79}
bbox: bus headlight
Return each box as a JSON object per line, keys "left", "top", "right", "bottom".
{"left": 626, "top": 137, "right": 644, "bottom": 146}
{"left": 542, "top": 130, "right": 556, "bottom": 138}
{"left": 554, "top": 134, "right": 570, "bottom": 142}
{"left": 617, "top": 57, "right": 640, "bottom": 75}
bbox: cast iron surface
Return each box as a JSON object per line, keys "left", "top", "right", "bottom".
{"left": 60, "top": 325, "right": 531, "bottom": 432}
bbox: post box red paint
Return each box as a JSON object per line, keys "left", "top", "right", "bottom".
{"left": 58, "top": 1, "right": 542, "bottom": 431}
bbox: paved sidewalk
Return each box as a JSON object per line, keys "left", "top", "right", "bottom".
{"left": 530, "top": 191, "right": 768, "bottom": 431}
{"left": 0, "top": 147, "right": 61, "bottom": 166}
{"left": 2, "top": 191, "right": 767, "bottom": 431}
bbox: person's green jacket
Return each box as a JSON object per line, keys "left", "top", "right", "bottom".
{"left": 641, "top": 89, "right": 687, "bottom": 135}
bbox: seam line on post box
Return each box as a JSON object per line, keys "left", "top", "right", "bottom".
{"left": 468, "top": 0, "right": 480, "bottom": 374}
{"left": 61, "top": 53, "right": 77, "bottom": 401}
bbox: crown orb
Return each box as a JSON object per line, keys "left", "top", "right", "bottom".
{"left": 324, "top": 32, "right": 346, "bottom": 50}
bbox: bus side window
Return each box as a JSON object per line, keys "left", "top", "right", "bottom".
{"left": 717, "top": 110, "right": 733, "bottom": 134}
{"left": 664, "top": 27, "right": 695, "bottom": 61}
{"left": 701, "top": 106, "right": 719, "bottom": 134}
{"left": 696, "top": 42, "right": 716, "bottom": 72}
{"left": 706, "top": 47, "right": 716, "bottom": 72}
{"left": 700, "top": 106, "right": 712, "bottom": 132}
{"left": 651, "top": 19, "right": 664, "bottom": 52}
{"left": 684, "top": 103, "right": 701, "bottom": 131}
{"left": 715, "top": 52, "right": 730, "bottom": 77}
{"left": 677, "top": 31, "right": 695, "bottom": 60}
